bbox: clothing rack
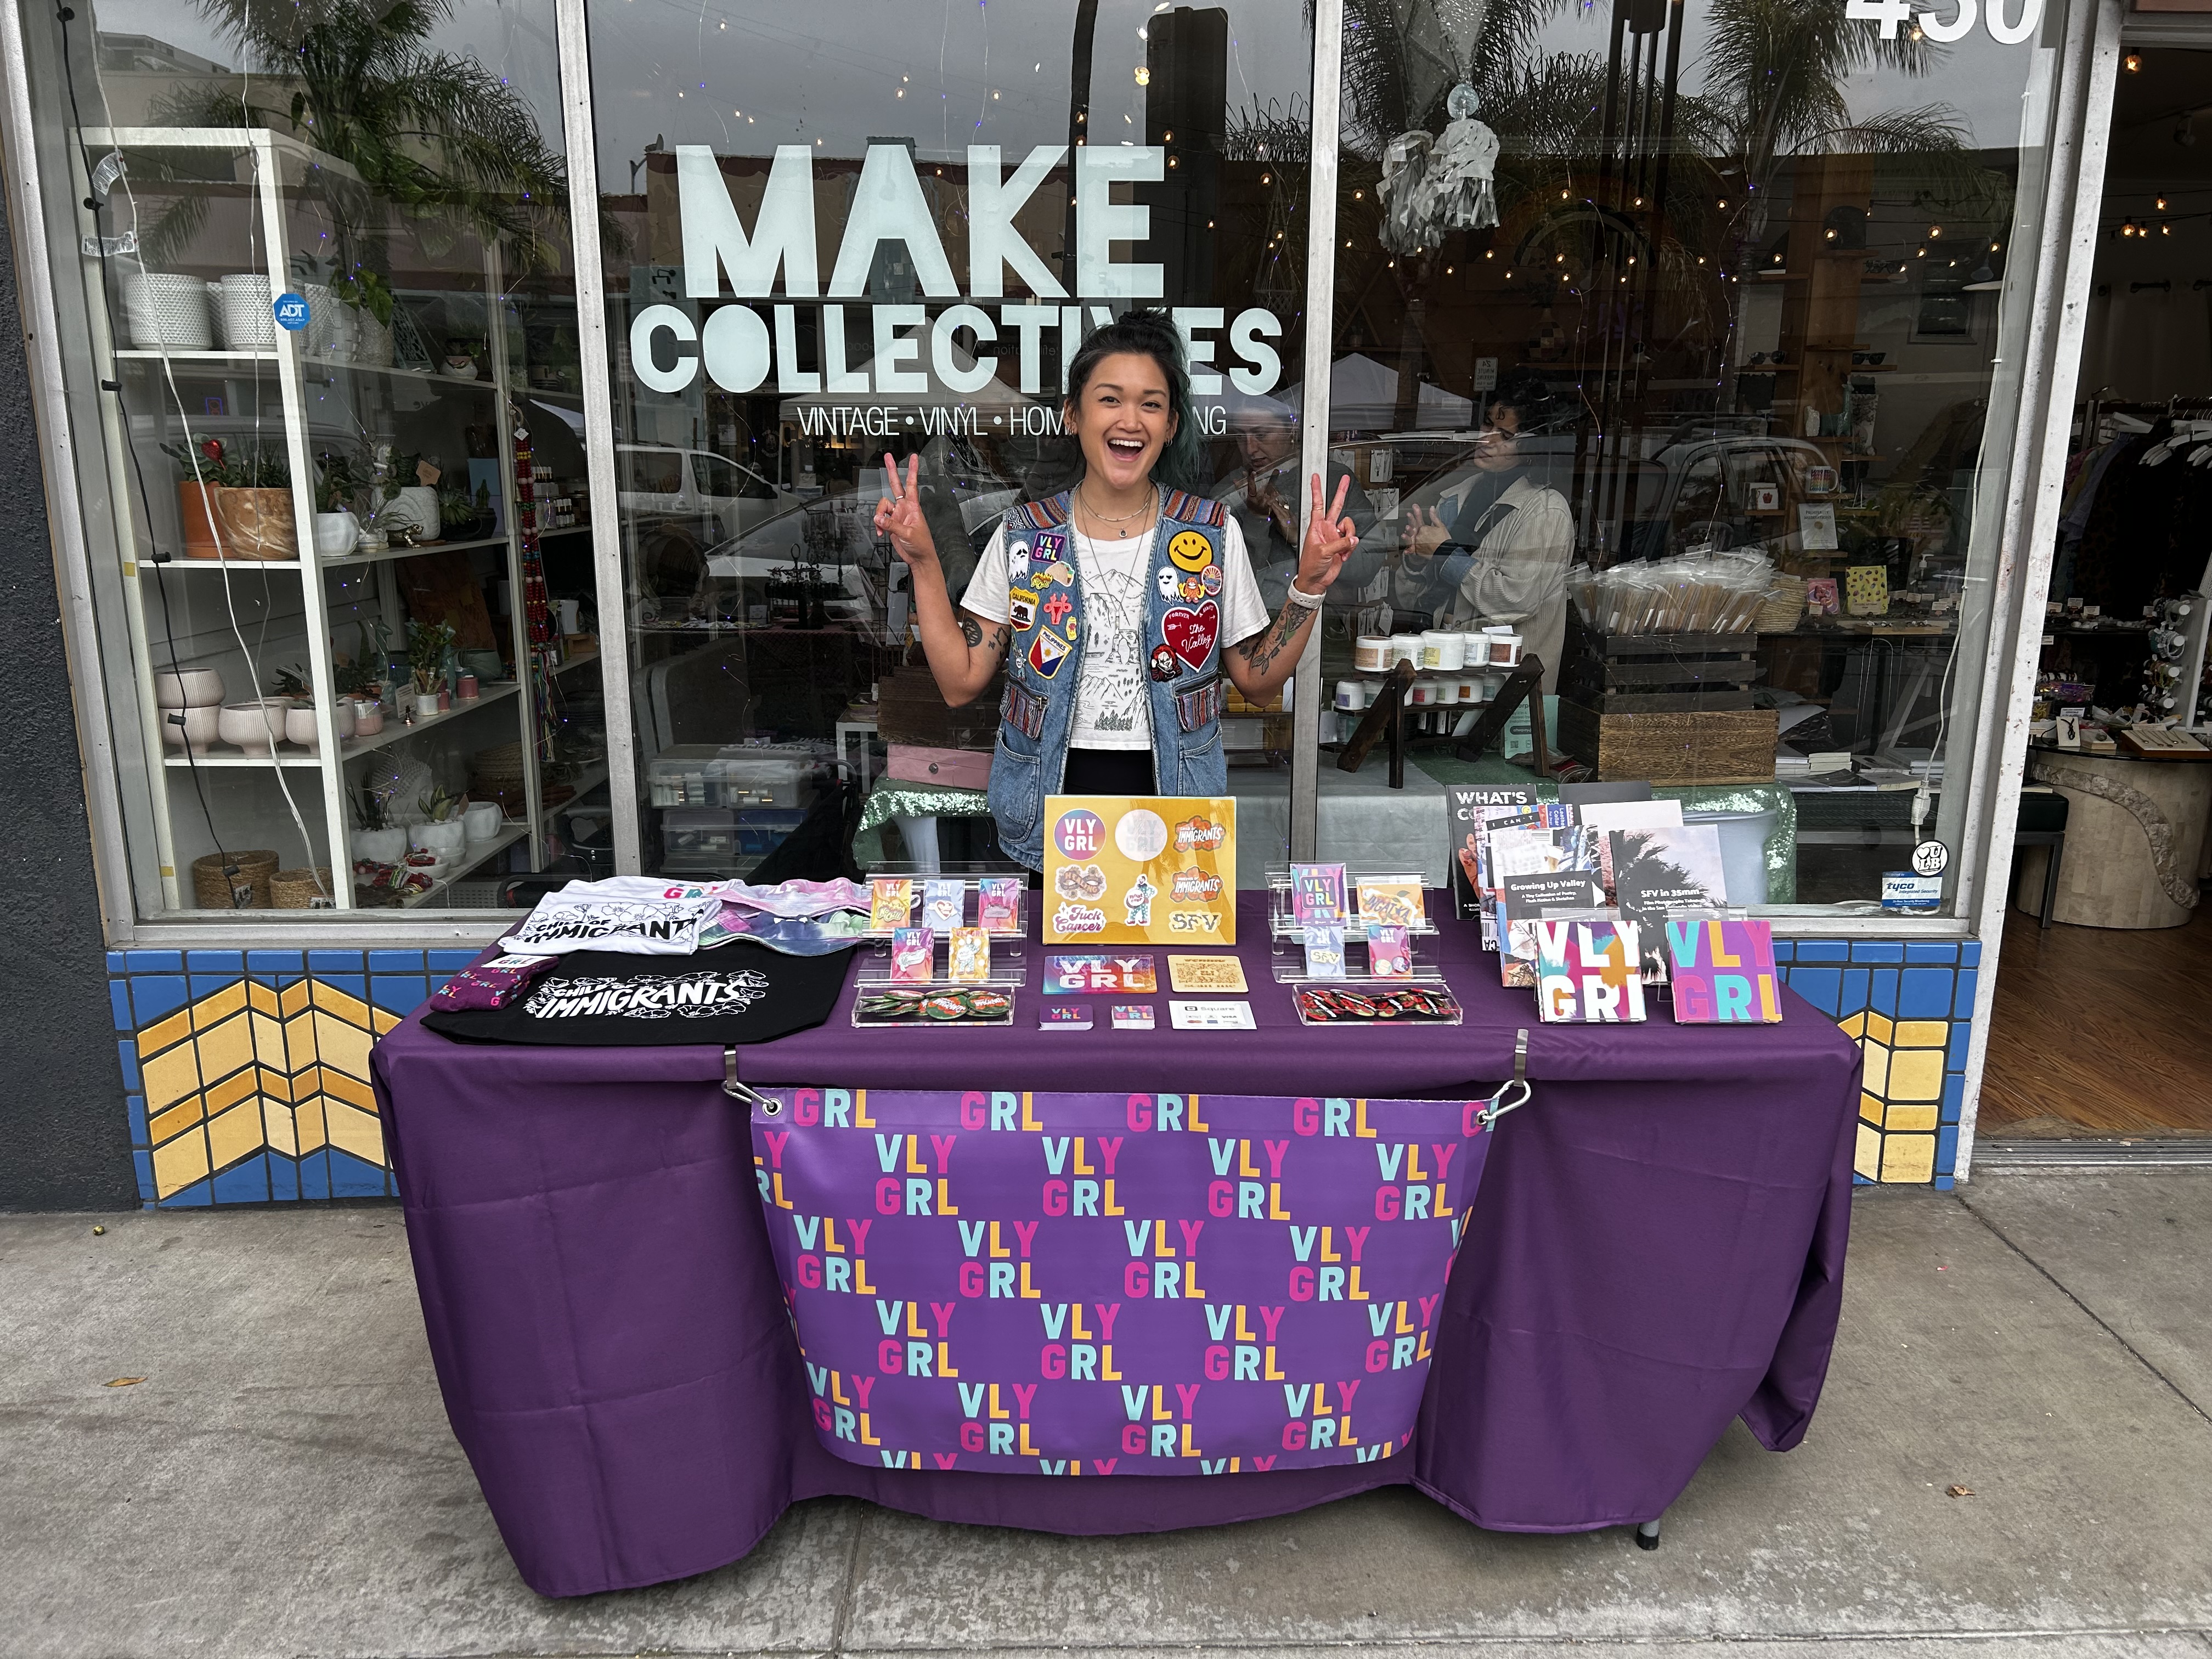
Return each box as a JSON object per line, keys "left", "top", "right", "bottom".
{"left": 2079, "top": 390, "right": 2212, "bottom": 447}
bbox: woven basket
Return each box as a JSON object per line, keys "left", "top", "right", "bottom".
{"left": 270, "top": 866, "right": 336, "bottom": 909}
{"left": 1752, "top": 578, "right": 1808, "bottom": 635}
{"left": 191, "top": 848, "right": 279, "bottom": 910}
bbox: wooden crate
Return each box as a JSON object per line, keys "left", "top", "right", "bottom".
{"left": 876, "top": 662, "right": 1005, "bottom": 751}
{"left": 1558, "top": 617, "right": 1762, "bottom": 713}
{"left": 1557, "top": 702, "right": 1779, "bottom": 785}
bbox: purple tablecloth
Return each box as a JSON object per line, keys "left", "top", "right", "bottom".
{"left": 376, "top": 894, "right": 1860, "bottom": 1597}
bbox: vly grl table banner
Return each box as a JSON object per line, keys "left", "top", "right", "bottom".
{"left": 750, "top": 1089, "right": 1497, "bottom": 1476}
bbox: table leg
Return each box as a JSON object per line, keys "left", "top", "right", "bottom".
{"left": 2041, "top": 834, "right": 2063, "bottom": 930}
{"left": 1635, "top": 1517, "right": 1662, "bottom": 1551}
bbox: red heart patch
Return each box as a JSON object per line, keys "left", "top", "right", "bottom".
{"left": 1161, "top": 602, "right": 1218, "bottom": 672}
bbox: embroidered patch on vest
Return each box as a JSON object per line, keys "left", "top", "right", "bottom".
{"left": 1177, "top": 573, "right": 1207, "bottom": 602}
{"left": 1030, "top": 629, "right": 1071, "bottom": 677}
{"left": 1149, "top": 644, "right": 1178, "bottom": 681}
{"left": 1034, "top": 530, "right": 1067, "bottom": 562}
{"left": 1167, "top": 530, "right": 1214, "bottom": 573}
{"left": 1042, "top": 590, "right": 1073, "bottom": 627}
{"left": 1009, "top": 591, "right": 1038, "bottom": 630}
{"left": 1201, "top": 565, "right": 1223, "bottom": 596}
{"left": 1162, "top": 601, "right": 1220, "bottom": 672}
{"left": 1039, "top": 559, "right": 1075, "bottom": 588}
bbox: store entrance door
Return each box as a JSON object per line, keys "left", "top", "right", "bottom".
{"left": 1977, "top": 42, "right": 2212, "bottom": 1147}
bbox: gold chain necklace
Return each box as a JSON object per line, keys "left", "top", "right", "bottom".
{"left": 1077, "top": 482, "right": 1156, "bottom": 532}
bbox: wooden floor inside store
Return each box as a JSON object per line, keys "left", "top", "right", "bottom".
{"left": 1977, "top": 902, "right": 2212, "bottom": 1138}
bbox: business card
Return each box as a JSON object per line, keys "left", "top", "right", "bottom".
{"left": 1110, "top": 1003, "right": 1155, "bottom": 1031}
{"left": 1040, "top": 1003, "right": 1093, "bottom": 1031}
{"left": 1169, "top": 999, "right": 1256, "bottom": 1031}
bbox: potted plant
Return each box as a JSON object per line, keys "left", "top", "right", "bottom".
{"left": 408, "top": 618, "right": 455, "bottom": 720}
{"left": 312, "top": 449, "right": 364, "bottom": 558}
{"left": 162, "top": 437, "right": 229, "bottom": 558}
{"left": 354, "top": 782, "right": 408, "bottom": 864}
{"left": 161, "top": 438, "right": 295, "bottom": 559}
{"left": 439, "top": 481, "right": 495, "bottom": 543}
{"left": 331, "top": 267, "right": 396, "bottom": 367}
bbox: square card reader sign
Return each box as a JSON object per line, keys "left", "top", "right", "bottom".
{"left": 1043, "top": 795, "right": 1237, "bottom": 945}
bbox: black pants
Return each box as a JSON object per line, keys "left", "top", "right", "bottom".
{"left": 1061, "top": 747, "right": 1156, "bottom": 795}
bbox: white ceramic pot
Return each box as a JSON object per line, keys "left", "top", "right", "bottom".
{"left": 414, "top": 691, "right": 442, "bottom": 721}
{"left": 217, "top": 699, "right": 289, "bottom": 755}
{"left": 352, "top": 699, "right": 385, "bottom": 737}
{"left": 160, "top": 704, "right": 221, "bottom": 754}
{"left": 216, "top": 274, "right": 276, "bottom": 351}
{"left": 120, "top": 272, "right": 215, "bottom": 350}
{"left": 312, "top": 511, "right": 360, "bottom": 560}
{"left": 284, "top": 704, "right": 320, "bottom": 752}
{"left": 410, "top": 819, "right": 467, "bottom": 857}
{"left": 353, "top": 827, "right": 408, "bottom": 864}
{"left": 461, "top": 802, "right": 503, "bottom": 841}
{"left": 385, "top": 485, "right": 442, "bottom": 542}
{"left": 154, "top": 667, "right": 224, "bottom": 709}
{"left": 331, "top": 699, "right": 356, "bottom": 740}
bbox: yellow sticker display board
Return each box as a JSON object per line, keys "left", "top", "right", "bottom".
{"left": 1042, "top": 795, "right": 1237, "bottom": 945}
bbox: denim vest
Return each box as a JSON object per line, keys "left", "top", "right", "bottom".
{"left": 988, "top": 487, "right": 1233, "bottom": 869}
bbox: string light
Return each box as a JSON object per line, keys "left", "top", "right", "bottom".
{"left": 2157, "top": 196, "right": 2169, "bottom": 210}
{"left": 2124, "top": 51, "right": 2142, "bottom": 71}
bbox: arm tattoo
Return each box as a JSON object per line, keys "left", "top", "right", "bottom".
{"left": 991, "top": 625, "right": 1013, "bottom": 658}
{"left": 1236, "top": 602, "right": 1308, "bottom": 677}
{"left": 960, "top": 615, "right": 983, "bottom": 648}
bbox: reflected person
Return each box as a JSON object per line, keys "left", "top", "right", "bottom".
{"left": 1211, "top": 393, "right": 1375, "bottom": 611}
{"left": 1391, "top": 373, "right": 1576, "bottom": 691}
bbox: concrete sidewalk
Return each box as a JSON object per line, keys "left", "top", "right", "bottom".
{"left": 2, "top": 1171, "right": 2208, "bottom": 1659}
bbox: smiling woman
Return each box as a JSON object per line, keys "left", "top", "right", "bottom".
{"left": 872, "top": 309, "right": 1357, "bottom": 868}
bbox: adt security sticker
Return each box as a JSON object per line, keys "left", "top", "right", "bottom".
{"left": 273, "top": 291, "right": 310, "bottom": 331}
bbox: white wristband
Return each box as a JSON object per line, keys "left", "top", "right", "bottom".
{"left": 1284, "top": 582, "right": 1324, "bottom": 610}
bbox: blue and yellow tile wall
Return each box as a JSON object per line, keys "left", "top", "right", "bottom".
{"left": 106, "top": 949, "right": 479, "bottom": 1206}
{"left": 105, "top": 938, "right": 1982, "bottom": 1201}
{"left": 1772, "top": 939, "right": 1980, "bottom": 1189}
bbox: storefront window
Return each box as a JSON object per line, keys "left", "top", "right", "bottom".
{"left": 27, "top": 0, "right": 603, "bottom": 916}
{"left": 1310, "top": 0, "right": 2058, "bottom": 917}
{"left": 585, "top": 0, "right": 1314, "bottom": 885}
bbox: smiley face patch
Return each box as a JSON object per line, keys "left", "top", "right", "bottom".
{"left": 1167, "top": 530, "right": 1215, "bottom": 573}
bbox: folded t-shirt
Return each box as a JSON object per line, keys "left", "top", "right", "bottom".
{"left": 499, "top": 881, "right": 725, "bottom": 956}
{"left": 421, "top": 940, "right": 853, "bottom": 1046}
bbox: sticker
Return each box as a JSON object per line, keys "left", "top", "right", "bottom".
{"left": 1115, "top": 808, "right": 1170, "bottom": 862}
{"left": 1029, "top": 629, "right": 1070, "bottom": 678}
{"left": 1052, "top": 901, "right": 1106, "bottom": 934}
{"left": 1162, "top": 602, "right": 1220, "bottom": 672}
{"left": 1009, "top": 594, "right": 1037, "bottom": 631}
{"left": 1881, "top": 872, "right": 1943, "bottom": 912}
{"left": 1167, "top": 529, "right": 1214, "bottom": 573}
{"left": 1169, "top": 868, "right": 1223, "bottom": 902}
{"left": 1200, "top": 565, "right": 1223, "bottom": 596}
{"left": 1043, "top": 591, "right": 1074, "bottom": 627}
{"left": 1156, "top": 567, "right": 1181, "bottom": 600}
{"left": 1910, "top": 839, "right": 1949, "bottom": 877}
{"left": 1121, "top": 872, "right": 1158, "bottom": 927}
{"left": 1054, "top": 809, "right": 1108, "bottom": 860}
{"left": 1178, "top": 574, "right": 1207, "bottom": 603}
{"left": 1054, "top": 862, "right": 1109, "bottom": 900}
{"left": 273, "top": 291, "right": 309, "bottom": 331}
{"left": 1175, "top": 814, "right": 1228, "bottom": 852}
{"left": 1149, "top": 644, "right": 1178, "bottom": 681}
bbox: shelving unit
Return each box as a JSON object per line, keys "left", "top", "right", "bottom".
{"left": 80, "top": 125, "right": 584, "bottom": 912}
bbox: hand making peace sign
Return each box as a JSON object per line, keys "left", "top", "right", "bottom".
{"left": 871, "top": 453, "right": 939, "bottom": 570}
{"left": 1294, "top": 473, "right": 1359, "bottom": 596}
